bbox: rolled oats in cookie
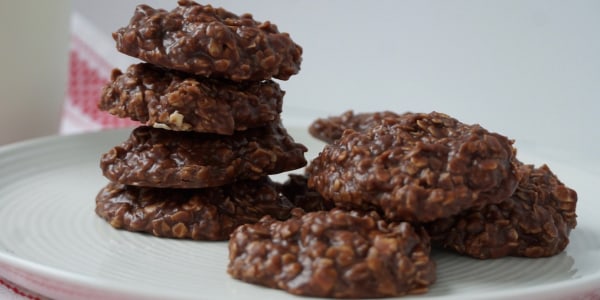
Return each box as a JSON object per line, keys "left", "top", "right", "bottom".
{"left": 228, "top": 208, "right": 436, "bottom": 298}
{"left": 426, "top": 163, "right": 577, "bottom": 259}
{"left": 113, "top": 0, "right": 302, "bottom": 82}
{"left": 95, "top": 178, "right": 294, "bottom": 241}
{"left": 100, "top": 121, "right": 307, "bottom": 189}
{"left": 309, "top": 110, "right": 401, "bottom": 144}
{"left": 307, "top": 111, "right": 520, "bottom": 222}
{"left": 99, "top": 63, "right": 283, "bottom": 135}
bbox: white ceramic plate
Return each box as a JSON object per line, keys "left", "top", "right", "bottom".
{"left": 0, "top": 127, "right": 598, "bottom": 300}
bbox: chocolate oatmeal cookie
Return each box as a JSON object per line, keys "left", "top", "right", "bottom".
{"left": 95, "top": 177, "right": 294, "bottom": 241}
{"left": 228, "top": 208, "right": 436, "bottom": 298}
{"left": 426, "top": 164, "right": 577, "bottom": 258}
{"left": 100, "top": 121, "right": 307, "bottom": 188}
{"left": 309, "top": 110, "right": 401, "bottom": 143}
{"left": 307, "top": 112, "right": 520, "bottom": 222}
{"left": 99, "top": 63, "right": 283, "bottom": 135}
{"left": 113, "top": 0, "right": 302, "bottom": 81}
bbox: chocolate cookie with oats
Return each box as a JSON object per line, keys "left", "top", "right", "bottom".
{"left": 309, "top": 110, "right": 401, "bottom": 144}
{"left": 307, "top": 111, "right": 520, "bottom": 222}
{"left": 100, "top": 121, "right": 307, "bottom": 189}
{"left": 99, "top": 63, "right": 283, "bottom": 135}
{"left": 228, "top": 208, "right": 436, "bottom": 298}
{"left": 95, "top": 177, "right": 294, "bottom": 241}
{"left": 426, "top": 164, "right": 577, "bottom": 259}
{"left": 113, "top": 0, "right": 302, "bottom": 82}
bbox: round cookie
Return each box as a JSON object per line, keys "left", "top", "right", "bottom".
{"left": 99, "top": 63, "right": 283, "bottom": 135}
{"left": 425, "top": 163, "right": 577, "bottom": 259}
{"left": 100, "top": 121, "right": 307, "bottom": 188}
{"left": 95, "top": 178, "right": 294, "bottom": 241}
{"left": 113, "top": 0, "right": 302, "bottom": 82}
{"left": 228, "top": 208, "right": 436, "bottom": 298}
{"left": 307, "top": 111, "right": 520, "bottom": 222}
{"left": 309, "top": 110, "right": 401, "bottom": 144}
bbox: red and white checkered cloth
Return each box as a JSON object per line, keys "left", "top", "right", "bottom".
{"left": 60, "top": 12, "right": 138, "bottom": 135}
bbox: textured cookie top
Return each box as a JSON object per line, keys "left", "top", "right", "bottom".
{"left": 309, "top": 110, "right": 401, "bottom": 143}
{"left": 101, "top": 121, "right": 307, "bottom": 188}
{"left": 96, "top": 178, "right": 294, "bottom": 241}
{"left": 99, "top": 63, "right": 283, "bottom": 135}
{"left": 113, "top": 0, "right": 302, "bottom": 81}
{"left": 228, "top": 208, "right": 436, "bottom": 298}
{"left": 307, "top": 112, "right": 520, "bottom": 222}
{"left": 426, "top": 163, "right": 578, "bottom": 258}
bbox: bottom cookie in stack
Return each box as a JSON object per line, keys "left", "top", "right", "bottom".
{"left": 95, "top": 177, "right": 295, "bottom": 241}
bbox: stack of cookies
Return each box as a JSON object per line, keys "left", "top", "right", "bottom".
{"left": 94, "top": 0, "right": 307, "bottom": 241}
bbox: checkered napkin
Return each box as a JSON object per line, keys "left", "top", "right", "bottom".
{"left": 60, "top": 12, "right": 138, "bottom": 135}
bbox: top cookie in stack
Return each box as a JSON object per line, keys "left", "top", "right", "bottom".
{"left": 112, "top": 0, "right": 302, "bottom": 82}
{"left": 95, "top": 0, "right": 307, "bottom": 240}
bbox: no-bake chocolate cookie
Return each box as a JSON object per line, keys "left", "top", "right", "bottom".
{"left": 307, "top": 112, "right": 520, "bottom": 222}
{"left": 95, "top": 177, "right": 294, "bottom": 241}
{"left": 113, "top": 0, "right": 302, "bottom": 81}
{"left": 100, "top": 121, "right": 307, "bottom": 188}
{"left": 228, "top": 208, "right": 436, "bottom": 298}
{"left": 99, "top": 63, "right": 283, "bottom": 135}
{"left": 426, "top": 163, "right": 577, "bottom": 258}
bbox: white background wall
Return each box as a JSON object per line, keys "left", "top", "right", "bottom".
{"left": 74, "top": 0, "right": 599, "bottom": 172}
